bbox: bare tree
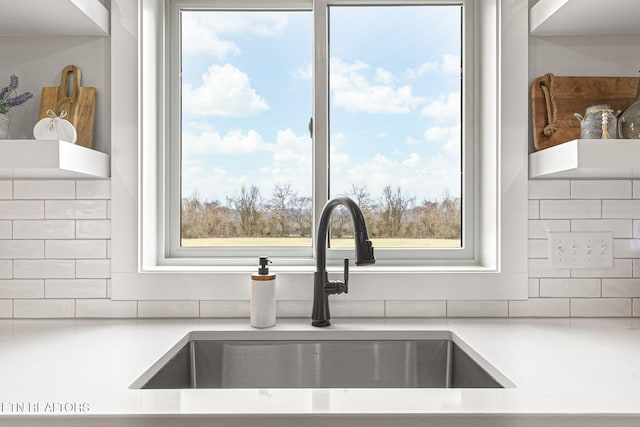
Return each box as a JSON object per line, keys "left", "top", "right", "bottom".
{"left": 227, "top": 185, "right": 264, "bottom": 237}
{"left": 290, "top": 195, "right": 312, "bottom": 237}
{"left": 378, "top": 185, "right": 415, "bottom": 238}
{"left": 268, "top": 184, "right": 297, "bottom": 237}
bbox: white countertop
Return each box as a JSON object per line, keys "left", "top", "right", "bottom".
{"left": 1, "top": 317, "right": 640, "bottom": 423}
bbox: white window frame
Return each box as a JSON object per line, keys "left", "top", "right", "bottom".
{"left": 110, "top": 0, "right": 528, "bottom": 302}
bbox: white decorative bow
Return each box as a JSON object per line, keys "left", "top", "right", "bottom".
{"left": 46, "top": 109, "right": 68, "bottom": 132}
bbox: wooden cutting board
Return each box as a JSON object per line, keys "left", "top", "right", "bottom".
{"left": 39, "top": 65, "right": 96, "bottom": 149}
{"left": 531, "top": 74, "right": 638, "bottom": 151}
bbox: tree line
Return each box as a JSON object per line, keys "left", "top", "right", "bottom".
{"left": 181, "top": 184, "right": 461, "bottom": 240}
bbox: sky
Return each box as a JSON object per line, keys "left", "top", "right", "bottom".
{"left": 180, "top": 6, "right": 462, "bottom": 206}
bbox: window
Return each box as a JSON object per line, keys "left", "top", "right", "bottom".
{"left": 167, "top": 0, "right": 473, "bottom": 264}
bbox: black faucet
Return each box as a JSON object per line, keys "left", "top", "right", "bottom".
{"left": 311, "top": 195, "right": 375, "bottom": 327}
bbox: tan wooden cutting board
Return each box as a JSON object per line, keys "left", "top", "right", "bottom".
{"left": 531, "top": 74, "right": 638, "bottom": 151}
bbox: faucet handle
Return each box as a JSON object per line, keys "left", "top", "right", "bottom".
{"left": 342, "top": 258, "right": 349, "bottom": 294}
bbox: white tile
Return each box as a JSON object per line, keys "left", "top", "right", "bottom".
{"left": 76, "top": 299, "right": 137, "bottom": 318}
{"left": 0, "top": 300, "right": 11, "bottom": 318}
{"left": 540, "top": 200, "right": 601, "bottom": 219}
{"left": 527, "top": 258, "right": 570, "bottom": 278}
{"left": 571, "top": 180, "right": 631, "bottom": 199}
{"left": 634, "top": 299, "right": 640, "bottom": 317}
{"left": 508, "top": 298, "right": 570, "bottom": 317}
{"left": 0, "top": 240, "right": 44, "bottom": 259}
{"left": 200, "top": 300, "right": 249, "bottom": 318}
{"left": 633, "top": 180, "right": 640, "bottom": 199}
{"left": 13, "top": 259, "right": 75, "bottom": 279}
{"left": 528, "top": 239, "right": 548, "bottom": 258}
{"left": 634, "top": 220, "right": 640, "bottom": 238}
{"left": 76, "top": 259, "right": 110, "bottom": 278}
{"left": 0, "top": 181, "right": 12, "bottom": 199}
{"left": 330, "top": 300, "right": 385, "bottom": 317}
{"left": 446, "top": 300, "right": 508, "bottom": 317}
{"left": 277, "top": 300, "right": 312, "bottom": 317}
{"left": 528, "top": 200, "right": 540, "bottom": 219}
{"left": 45, "top": 200, "right": 107, "bottom": 219}
{"left": 45, "top": 240, "right": 107, "bottom": 259}
{"left": 528, "top": 180, "right": 570, "bottom": 199}
{"left": 528, "top": 220, "right": 571, "bottom": 239}
{"left": 385, "top": 300, "right": 447, "bottom": 317}
{"left": 602, "top": 279, "right": 640, "bottom": 297}
{"left": 0, "top": 221, "right": 11, "bottom": 239}
{"left": 571, "top": 259, "right": 632, "bottom": 278}
{"left": 634, "top": 259, "right": 640, "bottom": 277}
{"left": 0, "top": 201, "right": 43, "bottom": 219}
{"left": 13, "top": 220, "right": 75, "bottom": 239}
{"left": 45, "top": 279, "right": 107, "bottom": 298}
{"left": 76, "top": 180, "right": 111, "bottom": 199}
{"left": 13, "top": 181, "right": 75, "bottom": 200}
{"left": 572, "top": 219, "right": 632, "bottom": 238}
{"left": 137, "top": 300, "right": 199, "bottom": 318}
{"left": 571, "top": 298, "right": 632, "bottom": 317}
{"left": 0, "top": 260, "right": 11, "bottom": 278}
{"left": 76, "top": 220, "right": 110, "bottom": 239}
{"left": 603, "top": 200, "right": 640, "bottom": 219}
{"left": 0, "top": 280, "right": 44, "bottom": 298}
{"left": 614, "top": 239, "right": 640, "bottom": 258}
{"left": 13, "top": 299, "right": 75, "bottom": 318}
{"left": 528, "top": 278, "right": 540, "bottom": 298}
{"left": 539, "top": 278, "right": 601, "bottom": 297}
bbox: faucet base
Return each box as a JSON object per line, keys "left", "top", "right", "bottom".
{"left": 311, "top": 319, "right": 331, "bottom": 327}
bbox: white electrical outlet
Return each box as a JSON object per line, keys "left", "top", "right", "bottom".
{"left": 548, "top": 232, "right": 613, "bottom": 269}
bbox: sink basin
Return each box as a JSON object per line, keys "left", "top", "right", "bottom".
{"left": 131, "top": 331, "right": 510, "bottom": 389}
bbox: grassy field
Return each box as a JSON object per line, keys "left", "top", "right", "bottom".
{"left": 182, "top": 237, "right": 461, "bottom": 248}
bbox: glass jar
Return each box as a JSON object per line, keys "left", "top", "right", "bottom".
{"left": 618, "top": 78, "right": 640, "bottom": 139}
{"left": 574, "top": 104, "right": 617, "bottom": 139}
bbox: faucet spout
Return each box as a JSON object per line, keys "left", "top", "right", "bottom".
{"left": 312, "top": 195, "right": 375, "bottom": 327}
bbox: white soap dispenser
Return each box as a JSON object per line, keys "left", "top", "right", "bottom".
{"left": 250, "top": 256, "right": 276, "bottom": 328}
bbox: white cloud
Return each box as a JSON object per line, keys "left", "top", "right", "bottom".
{"left": 330, "top": 57, "right": 424, "bottom": 114}
{"left": 405, "top": 61, "right": 438, "bottom": 79}
{"left": 181, "top": 12, "right": 289, "bottom": 59}
{"left": 183, "top": 64, "right": 269, "bottom": 117}
{"left": 421, "top": 92, "right": 460, "bottom": 122}
{"left": 441, "top": 54, "right": 461, "bottom": 75}
{"left": 291, "top": 62, "right": 312, "bottom": 80}
{"left": 183, "top": 127, "right": 271, "bottom": 157}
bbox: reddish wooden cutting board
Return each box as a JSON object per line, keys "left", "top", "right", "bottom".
{"left": 39, "top": 65, "right": 96, "bottom": 149}
{"left": 531, "top": 74, "right": 638, "bottom": 151}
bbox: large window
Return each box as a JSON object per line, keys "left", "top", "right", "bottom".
{"left": 167, "top": 0, "right": 472, "bottom": 263}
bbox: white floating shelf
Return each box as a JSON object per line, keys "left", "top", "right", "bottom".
{"left": 0, "top": 0, "right": 109, "bottom": 36}
{"left": 0, "top": 140, "right": 110, "bottom": 179}
{"left": 530, "top": 139, "right": 640, "bottom": 179}
{"left": 530, "top": 0, "right": 640, "bottom": 36}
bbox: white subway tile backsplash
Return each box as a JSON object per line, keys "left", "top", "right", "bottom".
{"left": 0, "top": 221, "right": 11, "bottom": 239}
{"left": 634, "top": 299, "right": 640, "bottom": 317}
{"left": 76, "top": 181, "right": 110, "bottom": 199}
{"left": 570, "top": 298, "right": 632, "bottom": 317}
{"left": 330, "top": 300, "right": 385, "bottom": 317}
{"left": 45, "top": 200, "right": 107, "bottom": 219}
{"left": 528, "top": 239, "right": 548, "bottom": 258}
{"left": 602, "top": 200, "right": 640, "bottom": 219}
{"left": 571, "top": 180, "right": 631, "bottom": 199}
{"left": 0, "top": 280, "right": 44, "bottom": 298}
{"left": 446, "top": 300, "right": 508, "bottom": 317}
{"left": 75, "top": 299, "right": 137, "bottom": 318}
{"left": 0, "top": 241, "right": 44, "bottom": 259}
{"left": 571, "top": 259, "right": 632, "bottom": 278}
{"left": 528, "top": 200, "right": 540, "bottom": 219}
{"left": 528, "top": 180, "right": 570, "bottom": 199}
{"left": 602, "top": 279, "right": 640, "bottom": 297}
{"left": 13, "top": 220, "right": 75, "bottom": 239}
{"left": 633, "top": 180, "right": 640, "bottom": 199}
{"left": 528, "top": 259, "right": 571, "bottom": 278}
{"left": 0, "top": 300, "right": 11, "bottom": 318}
{"left": 0, "top": 201, "right": 43, "bottom": 219}
{"left": 13, "top": 181, "right": 75, "bottom": 200}
{"left": 137, "top": 300, "right": 199, "bottom": 318}
{"left": 200, "top": 300, "right": 249, "bottom": 318}
{"left": 45, "top": 240, "right": 106, "bottom": 259}
{"left": 529, "top": 279, "right": 540, "bottom": 297}
{"left": 76, "top": 220, "right": 110, "bottom": 239}
{"left": 508, "top": 298, "right": 570, "bottom": 317}
{"left": 540, "top": 200, "right": 601, "bottom": 219}
{"left": 76, "top": 259, "right": 110, "bottom": 278}
{"left": 385, "top": 301, "right": 446, "bottom": 317}
{"left": 14, "top": 259, "right": 75, "bottom": 279}
{"left": 45, "top": 279, "right": 107, "bottom": 298}
{"left": 613, "top": 239, "right": 640, "bottom": 258}
{"left": 0, "top": 260, "right": 11, "bottom": 279}
{"left": 528, "top": 220, "right": 571, "bottom": 239}
{"left": 277, "top": 300, "right": 312, "bottom": 317}
{"left": 571, "top": 219, "right": 632, "bottom": 238}
{"left": 13, "top": 299, "right": 75, "bottom": 318}
{"left": 0, "top": 181, "right": 12, "bottom": 199}
{"left": 539, "top": 278, "right": 601, "bottom": 298}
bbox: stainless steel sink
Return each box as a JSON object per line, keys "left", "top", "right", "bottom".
{"left": 131, "top": 331, "right": 509, "bottom": 389}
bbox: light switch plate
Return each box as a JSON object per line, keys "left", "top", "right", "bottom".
{"left": 548, "top": 232, "right": 613, "bottom": 269}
